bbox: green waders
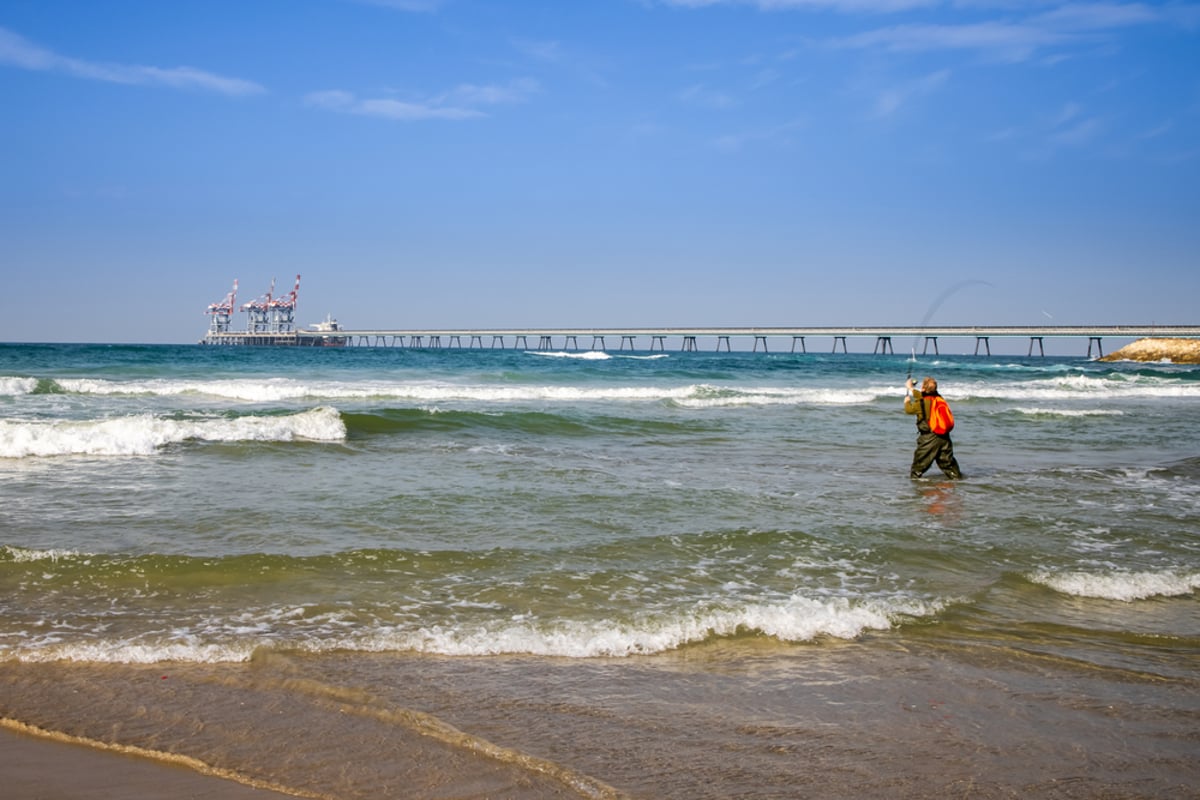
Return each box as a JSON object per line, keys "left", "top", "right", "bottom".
{"left": 910, "top": 430, "right": 961, "bottom": 479}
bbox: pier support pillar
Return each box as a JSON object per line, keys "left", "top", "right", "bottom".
{"left": 515, "top": 335, "right": 529, "bottom": 350}
{"left": 470, "top": 335, "right": 483, "bottom": 348}
{"left": 449, "top": 335, "right": 462, "bottom": 348}
{"left": 538, "top": 335, "right": 553, "bottom": 350}
{"left": 409, "top": 336, "right": 424, "bottom": 349}
{"left": 716, "top": 336, "right": 731, "bottom": 352}
{"left": 357, "top": 336, "right": 369, "bottom": 347}
{"left": 650, "top": 336, "right": 666, "bottom": 352}
{"left": 565, "top": 335, "right": 579, "bottom": 350}
{"left": 491, "top": 336, "right": 504, "bottom": 349}
{"left": 875, "top": 336, "right": 894, "bottom": 355}
{"left": 1028, "top": 336, "right": 1045, "bottom": 357}
{"left": 591, "top": 336, "right": 606, "bottom": 351}
{"left": 428, "top": 336, "right": 443, "bottom": 349}
{"left": 1087, "top": 337, "right": 1103, "bottom": 358}
{"left": 620, "top": 335, "right": 636, "bottom": 351}
{"left": 791, "top": 336, "right": 806, "bottom": 353}
{"left": 753, "top": 336, "right": 768, "bottom": 353}
{"left": 922, "top": 337, "right": 938, "bottom": 355}
{"left": 682, "top": 336, "right": 698, "bottom": 351}
{"left": 833, "top": 336, "right": 848, "bottom": 353}
{"left": 975, "top": 336, "right": 991, "bottom": 356}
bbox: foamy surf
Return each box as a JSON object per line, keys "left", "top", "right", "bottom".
{"left": 2, "top": 594, "right": 946, "bottom": 664}
{"left": 0, "top": 406, "right": 345, "bottom": 458}
{"left": 527, "top": 350, "right": 613, "bottom": 360}
{"left": 1028, "top": 569, "right": 1200, "bottom": 601}
{"left": 390, "top": 595, "right": 943, "bottom": 657}
{"left": 0, "top": 376, "right": 38, "bottom": 396}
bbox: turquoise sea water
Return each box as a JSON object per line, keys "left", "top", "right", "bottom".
{"left": 2, "top": 342, "right": 1198, "bottom": 797}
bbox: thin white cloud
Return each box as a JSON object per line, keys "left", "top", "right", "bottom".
{"left": 1053, "top": 101, "right": 1083, "bottom": 126}
{"left": 661, "top": 0, "right": 938, "bottom": 11}
{"left": 0, "top": 26, "right": 265, "bottom": 96}
{"left": 709, "top": 118, "right": 806, "bottom": 151}
{"left": 874, "top": 68, "right": 950, "bottom": 116}
{"left": 1136, "top": 120, "right": 1173, "bottom": 140}
{"left": 1032, "top": 2, "right": 1161, "bottom": 32}
{"left": 1052, "top": 115, "right": 1102, "bottom": 143}
{"left": 679, "top": 83, "right": 738, "bottom": 109}
{"left": 352, "top": 0, "right": 446, "bottom": 11}
{"left": 305, "top": 90, "right": 480, "bottom": 120}
{"left": 443, "top": 78, "right": 540, "bottom": 106}
{"left": 513, "top": 38, "right": 563, "bottom": 62}
{"left": 305, "top": 79, "right": 538, "bottom": 121}
{"left": 837, "top": 21, "right": 1071, "bottom": 61}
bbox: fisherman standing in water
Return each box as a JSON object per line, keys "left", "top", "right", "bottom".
{"left": 905, "top": 376, "right": 962, "bottom": 479}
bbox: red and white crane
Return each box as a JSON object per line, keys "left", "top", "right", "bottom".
{"left": 241, "top": 277, "right": 276, "bottom": 333}
{"left": 268, "top": 274, "right": 301, "bottom": 331}
{"left": 205, "top": 279, "right": 238, "bottom": 334}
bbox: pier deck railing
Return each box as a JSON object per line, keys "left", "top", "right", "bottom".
{"left": 201, "top": 325, "right": 1200, "bottom": 357}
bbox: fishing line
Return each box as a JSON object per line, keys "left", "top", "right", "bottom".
{"left": 906, "top": 279, "right": 994, "bottom": 382}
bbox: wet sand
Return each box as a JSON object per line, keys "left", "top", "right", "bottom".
{"left": 3, "top": 636, "right": 1199, "bottom": 800}
{"left": 0, "top": 725, "right": 301, "bottom": 800}
{"left": 0, "top": 657, "right": 615, "bottom": 800}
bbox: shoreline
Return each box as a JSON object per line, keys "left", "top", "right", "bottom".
{"left": 3, "top": 640, "right": 1198, "bottom": 799}
{"left": 0, "top": 723, "right": 305, "bottom": 800}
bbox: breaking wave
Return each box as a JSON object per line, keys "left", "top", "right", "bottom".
{"left": 1028, "top": 569, "right": 1200, "bottom": 601}
{"left": 0, "top": 376, "right": 38, "bottom": 396}
{"left": 0, "top": 406, "right": 345, "bottom": 458}
{"left": 3, "top": 593, "right": 946, "bottom": 664}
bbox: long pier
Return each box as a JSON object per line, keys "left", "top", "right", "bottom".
{"left": 202, "top": 324, "right": 1200, "bottom": 357}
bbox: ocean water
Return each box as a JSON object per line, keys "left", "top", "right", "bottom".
{"left": 1, "top": 342, "right": 1198, "bottom": 798}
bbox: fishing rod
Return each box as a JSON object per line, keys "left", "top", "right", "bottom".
{"left": 906, "top": 279, "right": 994, "bottom": 384}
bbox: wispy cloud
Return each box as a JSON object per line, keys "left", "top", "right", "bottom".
{"left": 305, "top": 78, "right": 539, "bottom": 121}
{"left": 874, "top": 68, "right": 950, "bottom": 116}
{"left": 837, "top": 22, "right": 1070, "bottom": 62}
{"left": 1049, "top": 101, "right": 1103, "bottom": 144}
{"left": 0, "top": 26, "right": 265, "bottom": 96}
{"left": 660, "top": 0, "right": 937, "bottom": 11}
{"left": 679, "top": 83, "right": 738, "bottom": 109}
{"left": 709, "top": 118, "right": 806, "bottom": 151}
{"left": 831, "top": 2, "right": 1176, "bottom": 61}
{"left": 352, "top": 0, "right": 447, "bottom": 11}
{"left": 1031, "top": 2, "right": 1162, "bottom": 32}
{"left": 512, "top": 38, "right": 563, "bottom": 62}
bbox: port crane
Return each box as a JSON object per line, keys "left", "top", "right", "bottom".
{"left": 205, "top": 279, "right": 238, "bottom": 334}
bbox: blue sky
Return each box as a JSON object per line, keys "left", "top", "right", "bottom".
{"left": 1, "top": 0, "right": 1198, "bottom": 345}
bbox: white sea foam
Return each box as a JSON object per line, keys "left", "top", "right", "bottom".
{"left": 0, "top": 376, "right": 37, "bottom": 396}
{"left": 2, "top": 594, "right": 946, "bottom": 664}
{"left": 0, "top": 406, "right": 345, "bottom": 458}
{"left": 676, "top": 385, "right": 883, "bottom": 408}
{"left": 43, "top": 375, "right": 911, "bottom": 406}
{"left": 1029, "top": 569, "right": 1200, "bottom": 601}
{"left": 527, "top": 350, "right": 613, "bottom": 360}
{"left": 359, "top": 595, "right": 943, "bottom": 658}
{"left": 960, "top": 373, "right": 1200, "bottom": 402}
{"left": 11, "top": 639, "right": 259, "bottom": 664}
{"left": 1013, "top": 407, "right": 1125, "bottom": 418}
{"left": 0, "top": 545, "right": 86, "bottom": 563}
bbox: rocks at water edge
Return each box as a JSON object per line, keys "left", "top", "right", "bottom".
{"left": 1098, "top": 338, "right": 1200, "bottom": 363}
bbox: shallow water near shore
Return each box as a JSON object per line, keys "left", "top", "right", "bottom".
{"left": 2, "top": 343, "right": 1199, "bottom": 797}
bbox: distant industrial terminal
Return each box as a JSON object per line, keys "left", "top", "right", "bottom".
{"left": 200, "top": 278, "right": 1200, "bottom": 357}
{"left": 201, "top": 275, "right": 346, "bottom": 347}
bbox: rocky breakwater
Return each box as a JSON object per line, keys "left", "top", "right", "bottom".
{"left": 1099, "top": 338, "right": 1200, "bottom": 363}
